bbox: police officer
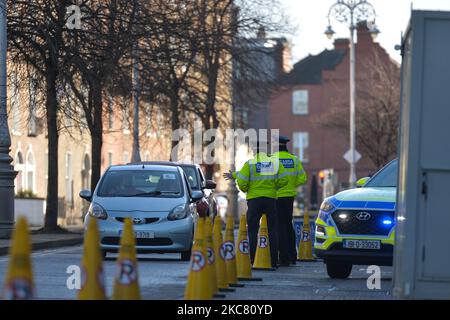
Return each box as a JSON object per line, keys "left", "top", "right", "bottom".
{"left": 224, "top": 139, "right": 288, "bottom": 268}
{"left": 272, "top": 135, "right": 307, "bottom": 266}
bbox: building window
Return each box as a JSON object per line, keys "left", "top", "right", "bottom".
{"left": 108, "top": 152, "right": 113, "bottom": 166}
{"left": 65, "top": 153, "right": 73, "bottom": 205}
{"left": 28, "top": 77, "right": 38, "bottom": 136}
{"left": 293, "top": 132, "right": 309, "bottom": 163}
{"left": 122, "top": 96, "right": 130, "bottom": 133}
{"left": 81, "top": 154, "right": 90, "bottom": 190}
{"left": 25, "top": 149, "right": 36, "bottom": 193}
{"left": 292, "top": 90, "right": 309, "bottom": 115}
{"left": 15, "top": 151, "right": 25, "bottom": 193}
{"left": 11, "top": 73, "right": 21, "bottom": 134}
{"left": 107, "top": 94, "right": 114, "bottom": 130}
{"left": 123, "top": 151, "right": 129, "bottom": 164}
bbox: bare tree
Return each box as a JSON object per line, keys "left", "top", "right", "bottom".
{"left": 316, "top": 52, "right": 400, "bottom": 169}
{"left": 8, "top": 0, "right": 72, "bottom": 231}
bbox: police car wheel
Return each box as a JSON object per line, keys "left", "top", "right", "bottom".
{"left": 326, "top": 262, "right": 352, "bottom": 279}
{"left": 181, "top": 249, "right": 192, "bottom": 261}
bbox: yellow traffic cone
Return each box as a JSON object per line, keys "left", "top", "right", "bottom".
{"left": 224, "top": 215, "right": 244, "bottom": 287}
{"left": 212, "top": 216, "right": 234, "bottom": 293}
{"left": 297, "top": 209, "right": 316, "bottom": 261}
{"left": 253, "top": 214, "right": 275, "bottom": 271}
{"left": 205, "top": 216, "right": 225, "bottom": 298}
{"left": 236, "top": 214, "right": 261, "bottom": 281}
{"left": 77, "top": 218, "right": 106, "bottom": 300}
{"left": 3, "top": 217, "right": 34, "bottom": 300}
{"left": 112, "top": 218, "right": 141, "bottom": 300}
{"left": 184, "top": 218, "right": 212, "bottom": 300}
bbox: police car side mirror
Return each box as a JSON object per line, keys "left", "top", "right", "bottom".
{"left": 356, "top": 177, "right": 370, "bottom": 188}
{"left": 79, "top": 189, "right": 92, "bottom": 202}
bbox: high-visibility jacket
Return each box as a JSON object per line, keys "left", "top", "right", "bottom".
{"left": 272, "top": 151, "right": 307, "bottom": 198}
{"left": 232, "top": 152, "right": 288, "bottom": 200}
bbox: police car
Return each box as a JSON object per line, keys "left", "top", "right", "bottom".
{"left": 314, "top": 159, "right": 397, "bottom": 278}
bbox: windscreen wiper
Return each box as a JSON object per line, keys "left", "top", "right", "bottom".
{"left": 124, "top": 190, "right": 162, "bottom": 197}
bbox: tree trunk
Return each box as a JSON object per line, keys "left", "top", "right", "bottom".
{"left": 90, "top": 84, "right": 103, "bottom": 191}
{"left": 44, "top": 68, "right": 59, "bottom": 231}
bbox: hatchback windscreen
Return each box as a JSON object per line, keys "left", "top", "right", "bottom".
{"left": 97, "top": 170, "right": 183, "bottom": 197}
{"left": 365, "top": 160, "right": 398, "bottom": 188}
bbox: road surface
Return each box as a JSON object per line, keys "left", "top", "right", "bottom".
{"left": 0, "top": 245, "right": 393, "bottom": 300}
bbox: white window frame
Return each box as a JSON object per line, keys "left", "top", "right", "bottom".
{"left": 65, "top": 152, "right": 73, "bottom": 204}
{"left": 292, "top": 90, "right": 309, "bottom": 115}
{"left": 14, "top": 150, "right": 25, "bottom": 193}
{"left": 293, "top": 132, "right": 309, "bottom": 163}
{"left": 25, "top": 148, "right": 36, "bottom": 193}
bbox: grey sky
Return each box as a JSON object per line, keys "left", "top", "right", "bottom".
{"left": 279, "top": 0, "right": 450, "bottom": 63}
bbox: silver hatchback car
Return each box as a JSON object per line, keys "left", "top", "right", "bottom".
{"left": 79, "top": 164, "right": 203, "bottom": 261}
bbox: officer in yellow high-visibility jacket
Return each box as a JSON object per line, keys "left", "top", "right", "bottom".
{"left": 224, "top": 139, "right": 288, "bottom": 268}
{"left": 272, "top": 135, "right": 307, "bottom": 266}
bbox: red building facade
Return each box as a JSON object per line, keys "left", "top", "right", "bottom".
{"left": 268, "top": 24, "right": 398, "bottom": 206}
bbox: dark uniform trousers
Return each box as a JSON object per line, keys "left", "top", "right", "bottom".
{"left": 246, "top": 197, "right": 279, "bottom": 267}
{"left": 276, "top": 197, "right": 297, "bottom": 263}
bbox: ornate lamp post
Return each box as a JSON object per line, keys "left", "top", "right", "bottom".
{"left": 0, "top": 0, "right": 17, "bottom": 238}
{"left": 325, "top": 0, "right": 380, "bottom": 187}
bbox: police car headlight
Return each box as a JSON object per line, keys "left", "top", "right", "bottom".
{"left": 168, "top": 204, "right": 189, "bottom": 221}
{"left": 320, "top": 199, "right": 335, "bottom": 212}
{"left": 88, "top": 202, "right": 108, "bottom": 220}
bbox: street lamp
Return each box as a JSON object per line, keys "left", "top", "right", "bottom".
{"left": 325, "top": 0, "right": 379, "bottom": 187}
{"left": 0, "top": 0, "right": 17, "bottom": 238}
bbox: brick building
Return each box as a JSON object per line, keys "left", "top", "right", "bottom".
{"left": 268, "top": 23, "right": 399, "bottom": 206}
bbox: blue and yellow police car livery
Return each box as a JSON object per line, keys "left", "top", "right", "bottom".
{"left": 314, "top": 159, "right": 398, "bottom": 278}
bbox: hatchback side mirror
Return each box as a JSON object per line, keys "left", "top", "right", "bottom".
{"left": 190, "top": 190, "right": 204, "bottom": 203}
{"left": 203, "top": 180, "right": 217, "bottom": 190}
{"left": 79, "top": 189, "right": 92, "bottom": 202}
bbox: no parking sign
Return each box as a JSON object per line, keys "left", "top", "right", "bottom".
{"left": 293, "top": 218, "right": 316, "bottom": 253}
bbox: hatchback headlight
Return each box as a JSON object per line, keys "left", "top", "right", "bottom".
{"left": 168, "top": 204, "right": 189, "bottom": 221}
{"left": 88, "top": 202, "right": 108, "bottom": 220}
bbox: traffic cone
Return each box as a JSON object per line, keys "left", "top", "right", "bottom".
{"left": 184, "top": 218, "right": 212, "bottom": 300}
{"left": 205, "top": 216, "right": 225, "bottom": 298}
{"left": 236, "top": 214, "right": 262, "bottom": 281}
{"left": 77, "top": 218, "right": 106, "bottom": 300}
{"left": 224, "top": 215, "right": 244, "bottom": 287}
{"left": 297, "top": 209, "right": 316, "bottom": 261}
{"left": 253, "top": 214, "right": 275, "bottom": 271}
{"left": 112, "top": 218, "right": 141, "bottom": 300}
{"left": 3, "top": 217, "right": 34, "bottom": 300}
{"left": 212, "top": 216, "right": 234, "bottom": 293}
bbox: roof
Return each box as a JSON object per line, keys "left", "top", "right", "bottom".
{"left": 108, "top": 164, "right": 180, "bottom": 172}
{"left": 280, "top": 48, "right": 347, "bottom": 85}
{"left": 126, "top": 161, "right": 199, "bottom": 168}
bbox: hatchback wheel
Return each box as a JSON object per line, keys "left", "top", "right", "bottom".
{"left": 326, "top": 262, "right": 352, "bottom": 279}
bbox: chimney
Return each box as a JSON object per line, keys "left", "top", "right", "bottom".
{"left": 334, "top": 38, "right": 350, "bottom": 50}
{"left": 356, "top": 20, "right": 373, "bottom": 45}
{"left": 257, "top": 26, "right": 266, "bottom": 39}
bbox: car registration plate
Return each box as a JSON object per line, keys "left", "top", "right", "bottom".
{"left": 119, "top": 230, "right": 154, "bottom": 239}
{"left": 343, "top": 239, "right": 381, "bottom": 250}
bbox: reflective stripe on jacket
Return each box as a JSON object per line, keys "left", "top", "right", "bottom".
{"left": 272, "top": 151, "right": 307, "bottom": 198}
{"left": 234, "top": 152, "right": 289, "bottom": 200}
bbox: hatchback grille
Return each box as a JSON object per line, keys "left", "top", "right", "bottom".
{"left": 102, "top": 237, "right": 173, "bottom": 246}
{"left": 331, "top": 210, "right": 394, "bottom": 236}
{"left": 115, "top": 217, "right": 159, "bottom": 224}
